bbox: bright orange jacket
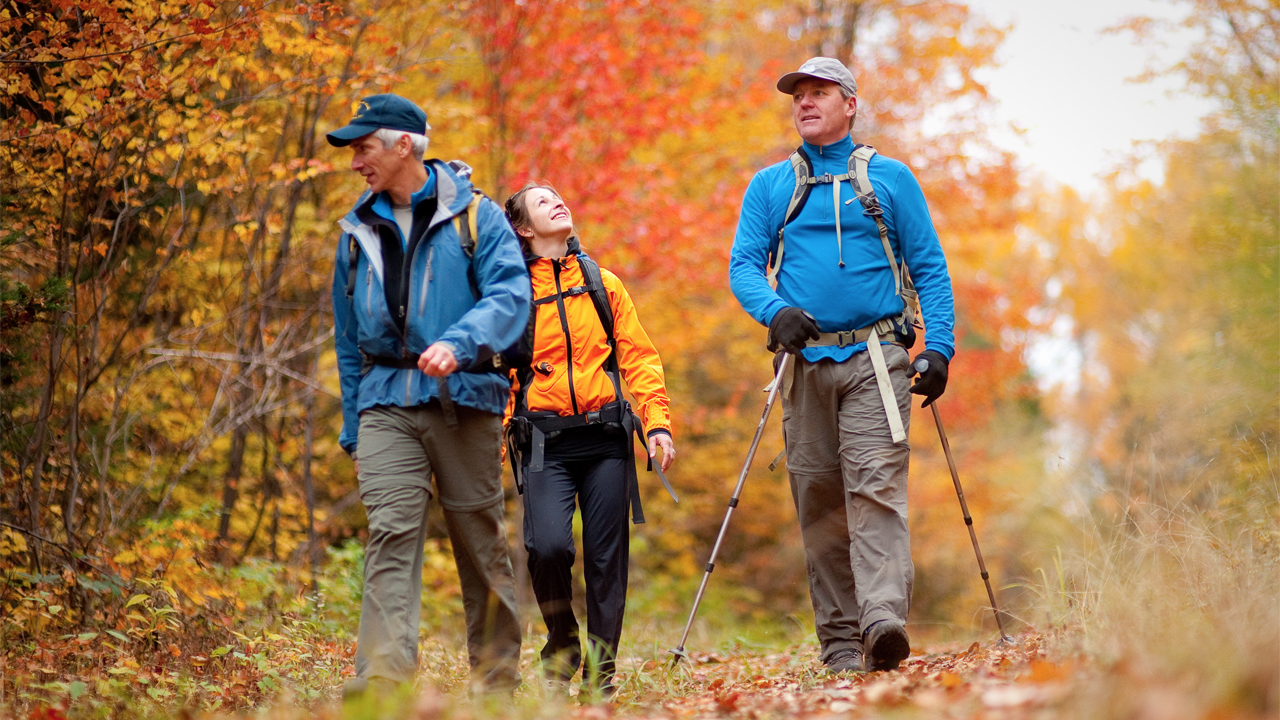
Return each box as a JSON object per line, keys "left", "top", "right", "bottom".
{"left": 512, "top": 249, "right": 672, "bottom": 436}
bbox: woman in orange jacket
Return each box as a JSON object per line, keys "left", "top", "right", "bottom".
{"left": 504, "top": 182, "right": 675, "bottom": 696}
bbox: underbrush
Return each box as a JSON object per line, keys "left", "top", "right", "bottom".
{"left": 0, "top": 514, "right": 812, "bottom": 719}
{"left": 1030, "top": 477, "right": 1279, "bottom": 719}
{"left": 0, "top": 515, "right": 463, "bottom": 717}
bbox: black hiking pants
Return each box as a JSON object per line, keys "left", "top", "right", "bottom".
{"left": 521, "top": 450, "right": 630, "bottom": 688}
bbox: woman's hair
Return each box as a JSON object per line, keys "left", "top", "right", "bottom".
{"left": 504, "top": 181, "right": 563, "bottom": 240}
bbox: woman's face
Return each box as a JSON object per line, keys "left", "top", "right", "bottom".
{"left": 519, "top": 187, "right": 573, "bottom": 240}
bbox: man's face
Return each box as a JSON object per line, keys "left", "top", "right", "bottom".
{"left": 518, "top": 187, "right": 573, "bottom": 240}
{"left": 348, "top": 133, "right": 408, "bottom": 195}
{"left": 791, "top": 78, "right": 856, "bottom": 146}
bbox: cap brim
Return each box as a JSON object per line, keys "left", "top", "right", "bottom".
{"left": 325, "top": 123, "right": 379, "bottom": 147}
{"left": 777, "top": 71, "right": 822, "bottom": 94}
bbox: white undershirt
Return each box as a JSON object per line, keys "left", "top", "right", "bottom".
{"left": 392, "top": 204, "right": 412, "bottom": 247}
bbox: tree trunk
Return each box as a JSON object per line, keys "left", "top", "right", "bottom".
{"left": 217, "top": 424, "right": 248, "bottom": 548}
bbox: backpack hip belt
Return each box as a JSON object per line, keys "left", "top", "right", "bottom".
{"left": 505, "top": 400, "right": 678, "bottom": 522}
{"left": 779, "top": 315, "right": 908, "bottom": 444}
{"left": 809, "top": 316, "right": 906, "bottom": 349}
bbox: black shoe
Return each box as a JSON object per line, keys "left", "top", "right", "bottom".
{"left": 865, "top": 620, "right": 910, "bottom": 671}
{"left": 824, "top": 648, "right": 865, "bottom": 674}
{"left": 542, "top": 647, "right": 582, "bottom": 683}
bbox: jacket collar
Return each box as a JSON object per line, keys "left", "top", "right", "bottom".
{"left": 524, "top": 235, "right": 584, "bottom": 266}
{"left": 800, "top": 133, "right": 854, "bottom": 160}
{"left": 342, "top": 159, "right": 474, "bottom": 231}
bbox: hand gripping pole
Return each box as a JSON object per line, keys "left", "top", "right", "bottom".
{"left": 914, "top": 356, "right": 1012, "bottom": 643}
{"left": 670, "top": 353, "right": 791, "bottom": 663}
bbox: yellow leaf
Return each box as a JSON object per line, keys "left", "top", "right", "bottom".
{"left": 125, "top": 594, "right": 149, "bottom": 608}
{"left": 94, "top": 242, "right": 108, "bottom": 256}
{"left": 113, "top": 550, "right": 138, "bottom": 564}
{"left": 165, "top": 144, "right": 182, "bottom": 161}
{"left": 0, "top": 528, "right": 28, "bottom": 554}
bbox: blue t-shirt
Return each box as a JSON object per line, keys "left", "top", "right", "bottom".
{"left": 729, "top": 135, "right": 955, "bottom": 362}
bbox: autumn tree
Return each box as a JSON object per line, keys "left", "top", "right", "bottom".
{"left": 1039, "top": 0, "right": 1278, "bottom": 513}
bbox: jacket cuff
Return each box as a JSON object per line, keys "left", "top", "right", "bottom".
{"left": 647, "top": 428, "right": 672, "bottom": 440}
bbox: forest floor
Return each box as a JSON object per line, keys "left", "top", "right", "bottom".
{"left": 6, "top": 627, "right": 1271, "bottom": 720}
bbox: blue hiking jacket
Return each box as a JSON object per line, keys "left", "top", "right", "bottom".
{"left": 729, "top": 135, "right": 956, "bottom": 363}
{"left": 331, "top": 160, "right": 531, "bottom": 455}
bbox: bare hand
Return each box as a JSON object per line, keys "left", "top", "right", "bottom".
{"left": 418, "top": 343, "right": 458, "bottom": 377}
{"left": 649, "top": 432, "right": 676, "bottom": 473}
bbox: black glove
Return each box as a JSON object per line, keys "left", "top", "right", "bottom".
{"left": 767, "top": 307, "right": 821, "bottom": 354}
{"left": 909, "top": 349, "right": 949, "bottom": 407}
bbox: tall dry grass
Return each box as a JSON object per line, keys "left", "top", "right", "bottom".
{"left": 1034, "top": 473, "right": 1279, "bottom": 719}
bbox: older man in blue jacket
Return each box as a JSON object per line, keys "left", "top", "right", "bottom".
{"left": 327, "top": 94, "right": 530, "bottom": 696}
{"left": 729, "top": 58, "right": 956, "bottom": 674}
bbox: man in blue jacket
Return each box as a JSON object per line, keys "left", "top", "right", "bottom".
{"left": 327, "top": 94, "right": 530, "bottom": 696}
{"left": 729, "top": 58, "right": 955, "bottom": 673}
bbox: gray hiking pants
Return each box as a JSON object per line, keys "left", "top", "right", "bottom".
{"left": 780, "top": 347, "right": 914, "bottom": 663}
{"left": 354, "top": 403, "right": 521, "bottom": 690}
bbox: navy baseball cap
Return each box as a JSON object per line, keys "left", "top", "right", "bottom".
{"left": 325, "top": 94, "right": 428, "bottom": 147}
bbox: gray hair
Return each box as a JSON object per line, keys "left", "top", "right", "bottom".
{"left": 838, "top": 85, "right": 857, "bottom": 130}
{"left": 372, "top": 128, "right": 429, "bottom": 161}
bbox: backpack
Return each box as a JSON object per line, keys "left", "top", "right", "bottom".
{"left": 767, "top": 144, "right": 919, "bottom": 329}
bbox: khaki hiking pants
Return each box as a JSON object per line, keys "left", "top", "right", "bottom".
{"left": 354, "top": 403, "right": 522, "bottom": 690}
{"left": 780, "top": 347, "right": 914, "bottom": 663}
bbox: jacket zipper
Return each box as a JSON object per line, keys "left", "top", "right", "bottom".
{"left": 551, "top": 260, "right": 579, "bottom": 415}
{"left": 399, "top": 221, "right": 417, "bottom": 404}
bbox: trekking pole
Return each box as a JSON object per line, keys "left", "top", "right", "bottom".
{"left": 913, "top": 356, "right": 1013, "bottom": 643}
{"left": 670, "top": 352, "right": 791, "bottom": 664}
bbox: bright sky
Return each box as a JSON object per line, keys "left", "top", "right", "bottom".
{"left": 970, "top": 0, "right": 1218, "bottom": 198}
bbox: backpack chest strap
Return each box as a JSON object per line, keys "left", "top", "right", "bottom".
{"left": 533, "top": 285, "right": 591, "bottom": 306}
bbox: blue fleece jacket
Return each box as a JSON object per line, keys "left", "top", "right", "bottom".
{"left": 729, "top": 135, "right": 955, "bottom": 362}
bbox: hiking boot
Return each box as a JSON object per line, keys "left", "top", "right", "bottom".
{"left": 864, "top": 620, "right": 910, "bottom": 671}
{"left": 341, "top": 675, "right": 400, "bottom": 703}
{"left": 824, "top": 648, "right": 865, "bottom": 674}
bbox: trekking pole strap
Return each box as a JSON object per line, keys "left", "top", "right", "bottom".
{"left": 631, "top": 412, "right": 679, "bottom": 504}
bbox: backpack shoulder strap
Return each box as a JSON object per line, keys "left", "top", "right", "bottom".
{"left": 847, "top": 145, "right": 906, "bottom": 298}
{"left": 345, "top": 232, "right": 358, "bottom": 299}
{"left": 575, "top": 254, "right": 615, "bottom": 341}
{"left": 576, "top": 254, "right": 625, "bottom": 403}
{"left": 454, "top": 189, "right": 487, "bottom": 298}
{"left": 454, "top": 189, "right": 485, "bottom": 257}
{"left": 849, "top": 145, "right": 919, "bottom": 326}
{"left": 767, "top": 147, "right": 814, "bottom": 288}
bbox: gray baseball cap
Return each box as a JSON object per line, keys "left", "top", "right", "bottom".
{"left": 776, "top": 57, "right": 858, "bottom": 96}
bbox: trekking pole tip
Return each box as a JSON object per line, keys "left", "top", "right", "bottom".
{"left": 668, "top": 647, "right": 689, "bottom": 666}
